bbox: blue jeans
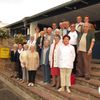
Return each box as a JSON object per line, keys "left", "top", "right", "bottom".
{"left": 41, "top": 64, "right": 51, "bottom": 83}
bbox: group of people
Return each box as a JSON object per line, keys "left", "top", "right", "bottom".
{"left": 10, "top": 15, "right": 95, "bottom": 93}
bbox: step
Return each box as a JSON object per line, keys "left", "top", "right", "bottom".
{"left": 71, "top": 84, "right": 100, "bottom": 100}
{"left": 91, "top": 63, "right": 100, "bottom": 72}
{"left": 0, "top": 71, "right": 64, "bottom": 100}
{"left": 91, "top": 71, "right": 100, "bottom": 80}
{"left": 0, "top": 70, "right": 88, "bottom": 100}
{"left": 36, "top": 79, "right": 88, "bottom": 100}
{"left": 76, "top": 77, "right": 100, "bottom": 89}
{"left": 92, "top": 59, "right": 100, "bottom": 64}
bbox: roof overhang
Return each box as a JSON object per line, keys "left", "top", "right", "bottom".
{"left": 5, "top": 0, "right": 100, "bottom": 28}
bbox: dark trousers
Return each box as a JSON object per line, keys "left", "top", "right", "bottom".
{"left": 72, "top": 45, "right": 77, "bottom": 74}
{"left": 28, "top": 70, "right": 36, "bottom": 83}
{"left": 76, "top": 51, "right": 92, "bottom": 77}
{"left": 41, "top": 64, "right": 51, "bottom": 83}
{"left": 16, "top": 61, "right": 22, "bottom": 79}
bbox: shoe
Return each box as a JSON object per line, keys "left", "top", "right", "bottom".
{"left": 58, "top": 87, "right": 65, "bottom": 92}
{"left": 51, "top": 84, "right": 56, "bottom": 87}
{"left": 31, "top": 83, "right": 34, "bottom": 87}
{"left": 28, "top": 83, "right": 31, "bottom": 87}
{"left": 85, "top": 77, "right": 90, "bottom": 80}
{"left": 76, "top": 74, "right": 84, "bottom": 77}
{"left": 66, "top": 87, "right": 71, "bottom": 93}
{"left": 16, "top": 78, "right": 20, "bottom": 81}
{"left": 55, "top": 86, "right": 60, "bottom": 90}
{"left": 44, "top": 82, "right": 48, "bottom": 85}
{"left": 55, "top": 85, "right": 60, "bottom": 89}
{"left": 20, "top": 80, "right": 25, "bottom": 83}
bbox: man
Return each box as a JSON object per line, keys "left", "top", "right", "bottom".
{"left": 75, "top": 16, "right": 84, "bottom": 33}
{"left": 84, "top": 16, "right": 95, "bottom": 32}
{"left": 36, "top": 31, "right": 45, "bottom": 58}
{"left": 68, "top": 23, "right": 78, "bottom": 74}
{"left": 77, "top": 22, "right": 95, "bottom": 80}
{"left": 52, "top": 23, "right": 57, "bottom": 35}
{"left": 45, "top": 27, "right": 54, "bottom": 45}
{"left": 62, "top": 21, "right": 70, "bottom": 36}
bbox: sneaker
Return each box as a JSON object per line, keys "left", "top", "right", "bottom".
{"left": 31, "top": 83, "right": 34, "bottom": 87}
{"left": 66, "top": 87, "right": 71, "bottom": 93}
{"left": 44, "top": 82, "right": 48, "bottom": 85}
{"left": 58, "top": 87, "right": 65, "bottom": 92}
{"left": 28, "top": 83, "right": 31, "bottom": 87}
{"left": 85, "top": 77, "right": 90, "bottom": 80}
{"left": 16, "top": 78, "right": 20, "bottom": 81}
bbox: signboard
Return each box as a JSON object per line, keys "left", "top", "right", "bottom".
{"left": 0, "top": 48, "right": 10, "bottom": 58}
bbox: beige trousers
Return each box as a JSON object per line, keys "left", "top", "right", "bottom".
{"left": 60, "top": 68, "right": 72, "bottom": 87}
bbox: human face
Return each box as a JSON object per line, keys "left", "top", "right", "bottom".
{"left": 18, "top": 44, "right": 23, "bottom": 50}
{"left": 70, "top": 24, "right": 75, "bottom": 32}
{"left": 63, "top": 37, "right": 69, "bottom": 45}
{"left": 77, "top": 16, "right": 82, "bottom": 23}
{"left": 40, "top": 31, "right": 44, "bottom": 37}
{"left": 84, "top": 23, "right": 89, "bottom": 33}
{"left": 59, "top": 23, "right": 64, "bottom": 29}
{"left": 35, "top": 27, "right": 40, "bottom": 33}
{"left": 47, "top": 27, "right": 52, "bottom": 35}
{"left": 52, "top": 23, "right": 57, "bottom": 29}
{"left": 30, "top": 36, "right": 34, "bottom": 41}
{"left": 24, "top": 44, "right": 28, "bottom": 50}
{"left": 54, "top": 36, "right": 60, "bottom": 44}
{"left": 30, "top": 46, "right": 35, "bottom": 52}
{"left": 84, "top": 16, "right": 89, "bottom": 23}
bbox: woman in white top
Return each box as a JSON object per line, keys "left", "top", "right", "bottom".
{"left": 58, "top": 35, "right": 75, "bottom": 93}
{"left": 49, "top": 34, "right": 61, "bottom": 89}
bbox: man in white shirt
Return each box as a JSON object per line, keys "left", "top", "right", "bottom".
{"left": 68, "top": 23, "right": 78, "bottom": 74}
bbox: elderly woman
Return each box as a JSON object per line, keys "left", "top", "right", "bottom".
{"left": 10, "top": 44, "right": 18, "bottom": 78}
{"left": 26, "top": 45, "right": 39, "bottom": 86}
{"left": 49, "top": 34, "right": 61, "bottom": 89}
{"left": 27, "top": 35, "right": 36, "bottom": 48}
{"left": 20, "top": 44, "right": 29, "bottom": 83}
{"left": 58, "top": 35, "right": 75, "bottom": 93}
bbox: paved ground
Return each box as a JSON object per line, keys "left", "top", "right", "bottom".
{"left": 0, "top": 75, "right": 35, "bottom": 100}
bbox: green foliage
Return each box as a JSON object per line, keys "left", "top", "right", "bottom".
{"left": 0, "top": 28, "right": 9, "bottom": 39}
{"left": 14, "top": 34, "right": 27, "bottom": 44}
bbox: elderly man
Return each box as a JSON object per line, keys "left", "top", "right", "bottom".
{"left": 52, "top": 23, "right": 57, "bottom": 35}
{"left": 62, "top": 21, "right": 70, "bottom": 36}
{"left": 75, "top": 16, "right": 84, "bottom": 33}
{"left": 45, "top": 27, "right": 54, "bottom": 45}
{"left": 36, "top": 31, "right": 45, "bottom": 58}
{"left": 59, "top": 22, "right": 64, "bottom": 36}
{"left": 77, "top": 22, "right": 95, "bottom": 80}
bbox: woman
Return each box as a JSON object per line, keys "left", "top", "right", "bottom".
{"left": 26, "top": 45, "right": 39, "bottom": 86}
{"left": 58, "top": 35, "right": 75, "bottom": 93}
{"left": 49, "top": 34, "right": 61, "bottom": 89}
{"left": 10, "top": 43, "right": 18, "bottom": 78}
{"left": 20, "top": 44, "right": 29, "bottom": 83}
